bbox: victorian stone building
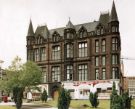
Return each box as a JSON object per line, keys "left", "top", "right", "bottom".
{"left": 26, "top": 1, "right": 121, "bottom": 99}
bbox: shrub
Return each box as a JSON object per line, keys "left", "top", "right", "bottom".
{"left": 58, "top": 87, "right": 71, "bottom": 109}
{"left": 89, "top": 92, "right": 99, "bottom": 108}
{"left": 41, "top": 89, "right": 48, "bottom": 102}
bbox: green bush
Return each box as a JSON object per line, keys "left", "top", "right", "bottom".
{"left": 41, "top": 89, "right": 48, "bottom": 102}
{"left": 58, "top": 87, "right": 71, "bottom": 109}
{"left": 89, "top": 92, "right": 99, "bottom": 108}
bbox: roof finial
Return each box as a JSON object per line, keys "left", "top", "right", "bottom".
{"left": 69, "top": 17, "right": 70, "bottom": 21}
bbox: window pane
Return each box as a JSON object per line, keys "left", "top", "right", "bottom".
{"left": 66, "top": 65, "right": 73, "bottom": 81}
{"left": 67, "top": 44, "right": 73, "bottom": 58}
{"left": 112, "top": 38, "right": 118, "bottom": 51}
{"left": 79, "top": 42, "right": 87, "bottom": 57}
{"left": 52, "top": 46, "right": 60, "bottom": 60}
{"left": 95, "top": 57, "right": 99, "bottom": 66}
{"left": 95, "top": 69, "right": 99, "bottom": 80}
{"left": 112, "top": 67, "right": 119, "bottom": 79}
{"left": 35, "top": 48, "right": 40, "bottom": 61}
{"left": 41, "top": 47, "right": 46, "bottom": 61}
{"left": 102, "top": 68, "right": 106, "bottom": 80}
{"left": 42, "top": 67, "right": 47, "bottom": 83}
{"left": 102, "top": 39, "right": 106, "bottom": 52}
{"left": 95, "top": 40, "right": 99, "bottom": 53}
{"left": 78, "top": 64, "right": 88, "bottom": 81}
{"left": 52, "top": 66, "right": 60, "bottom": 82}
{"left": 112, "top": 54, "right": 118, "bottom": 65}
{"left": 102, "top": 56, "right": 106, "bottom": 66}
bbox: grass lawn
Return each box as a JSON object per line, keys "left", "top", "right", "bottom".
{"left": 0, "top": 106, "right": 15, "bottom": 109}
{"left": 0, "top": 99, "right": 135, "bottom": 109}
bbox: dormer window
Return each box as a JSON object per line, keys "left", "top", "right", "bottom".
{"left": 79, "top": 31, "right": 83, "bottom": 38}
{"left": 96, "top": 29, "right": 100, "bottom": 35}
{"left": 27, "top": 39, "right": 30, "bottom": 45}
{"left": 78, "top": 26, "right": 87, "bottom": 38}
{"left": 116, "top": 27, "right": 118, "bottom": 32}
{"left": 112, "top": 26, "right": 118, "bottom": 33}
{"left": 96, "top": 25, "right": 104, "bottom": 35}
{"left": 79, "top": 30, "right": 87, "bottom": 38}
{"left": 112, "top": 26, "right": 115, "bottom": 32}
{"left": 101, "top": 28, "right": 104, "bottom": 35}
{"left": 66, "top": 33, "right": 73, "bottom": 39}
{"left": 40, "top": 37, "right": 43, "bottom": 44}
{"left": 52, "top": 31, "right": 60, "bottom": 42}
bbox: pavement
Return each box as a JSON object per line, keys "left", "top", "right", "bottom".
{"left": 0, "top": 102, "right": 58, "bottom": 109}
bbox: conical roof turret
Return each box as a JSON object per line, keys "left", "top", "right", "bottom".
{"left": 66, "top": 19, "right": 75, "bottom": 29}
{"left": 27, "top": 19, "right": 34, "bottom": 36}
{"left": 109, "top": 1, "right": 118, "bottom": 22}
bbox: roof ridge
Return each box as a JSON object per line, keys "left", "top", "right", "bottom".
{"left": 49, "top": 21, "right": 98, "bottom": 31}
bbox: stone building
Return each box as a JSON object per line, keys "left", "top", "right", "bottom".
{"left": 26, "top": 1, "right": 121, "bottom": 99}
{"left": 127, "top": 77, "right": 135, "bottom": 99}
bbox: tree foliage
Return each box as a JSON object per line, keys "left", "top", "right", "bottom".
{"left": 0, "top": 56, "right": 42, "bottom": 109}
{"left": 41, "top": 89, "right": 48, "bottom": 102}
{"left": 58, "top": 87, "right": 71, "bottom": 109}
{"left": 89, "top": 92, "right": 99, "bottom": 108}
{"left": 110, "top": 82, "right": 123, "bottom": 109}
{"left": 122, "top": 92, "right": 132, "bottom": 109}
{"left": 110, "top": 82, "right": 132, "bottom": 109}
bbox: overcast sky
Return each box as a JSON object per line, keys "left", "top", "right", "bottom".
{"left": 0, "top": 0, "right": 135, "bottom": 76}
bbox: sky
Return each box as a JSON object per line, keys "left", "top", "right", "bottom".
{"left": 0, "top": 0, "right": 135, "bottom": 76}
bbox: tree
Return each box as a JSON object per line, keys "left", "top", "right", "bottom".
{"left": 0, "top": 56, "right": 42, "bottom": 109}
{"left": 122, "top": 92, "right": 132, "bottom": 109}
{"left": 110, "top": 82, "right": 123, "bottom": 109}
{"left": 41, "top": 89, "right": 48, "bottom": 102}
{"left": 58, "top": 87, "right": 71, "bottom": 109}
{"left": 89, "top": 92, "right": 99, "bottom": 108}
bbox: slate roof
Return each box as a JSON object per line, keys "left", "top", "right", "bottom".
{"left": 99, "top": 13, "right": 109, "bottom": 28}
{"left": 33, "top": 1, "right": 118, "bottom": 38}
{"left": 34, "top": 21, "right": 99, "bottom": 38}
{"left": 35, "top": 25, "right": 50, "bottom": 38}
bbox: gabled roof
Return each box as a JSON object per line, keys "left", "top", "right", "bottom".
{"left": 27, "top": 20, "right": 34, "bottom": 36}
{"left": 109, "top": 1, "right": 118, "bottom": 22}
